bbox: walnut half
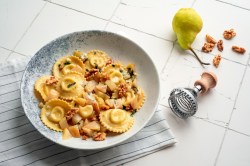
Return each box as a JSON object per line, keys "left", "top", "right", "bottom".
{"left": 223, "top": 29, "right": 236, "bottom": 40}
{"left": 232, "top": 46, "right": 246, "bottom": 54}
{"left": 217, "top": 40, "right": 223, "bottom": 52}
{"left": 213, "top": 54, "right": 221, "bottom": 68}
{"left": 202, "top": 43, "right": 215, "bottom": 53}
{"left": 206, "top": 34, "right": 217, "bottom": 44}
{"left": 93, "top": 132, "right": 106, "bottom": 141}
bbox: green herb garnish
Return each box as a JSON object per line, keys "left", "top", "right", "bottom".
{"left": 67, "top": 82, "right": 76, "bottom": 88}
{"left": 64, "top": 61, "right": 71, "bottom": 66}
{"left": 133, "top": 86, "right": 138, "bottom": 94}
{"left": 94, "top": 51, "right": 96, "bottom": 55}
{"left": 130, "top": 109, "right": 137, "bottom": 117}
{"left": 94, "top": 63, "right": 98, "bottom": 69}
{"left": 127, "top": 68, "right": 134, "bottom": 77}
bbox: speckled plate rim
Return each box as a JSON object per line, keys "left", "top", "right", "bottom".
{"left": 20, "top": 30, "right": 160, "bottom": 150}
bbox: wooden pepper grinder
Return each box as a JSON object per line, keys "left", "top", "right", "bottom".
{"left": 168, "top": 71, "right": 218, "bottom": 119}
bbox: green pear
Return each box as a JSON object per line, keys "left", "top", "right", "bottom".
{"left": 172, "top": 8, "right": 210, "bottom": 65}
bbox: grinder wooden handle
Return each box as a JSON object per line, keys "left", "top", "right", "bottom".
{"left": 194, "top": 71, "right": 218, "bottom": 94}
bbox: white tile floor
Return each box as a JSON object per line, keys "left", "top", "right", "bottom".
{"left": 1, "top": 0, "right": 250, "bottom": 165}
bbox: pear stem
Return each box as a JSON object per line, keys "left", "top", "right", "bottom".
{"left": 189, "top": 47, "right": 210, "bottom": 66}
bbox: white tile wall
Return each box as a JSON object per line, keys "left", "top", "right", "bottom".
{"left": 217, "top": 0, "right": 250, "bottom": 10}
{"left": 125, "top": 105, "right": 226, "bottom": 166}
{"left": 229, "top": 66, "right": 250, "bottom": 135}
{"left": 51, "top": 0, "right": 120, "bottom": 20}
{"left": 0, "top": 0, "right": 45, "bottom": 49}
{"left": 216, "top": 130, "right": 250, "bottom": 166}
{"left": 14, "top": 3, "right": 107, "bottom": 56}
{"left": 111, "top": 0, "right": 194, "bottom": 41}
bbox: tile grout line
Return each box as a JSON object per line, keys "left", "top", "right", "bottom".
{"left": 215, "top": 0, "right": 250, "bottom": 11}
{"left": 214, "top": 55, "right": 250, "bottom": 166}
{"left": 46, "top": 1, "right": 109, "bottom": 22}
{"left": 5, "top": 1, "right": 48, "bottom": 61}
{"left": 109, "top": 20, "right": 174, "bottom": 42}
{"left": 227, "top": 127, "right": 250, "bottom": 137}
{"left": 191, "top": 0, "right": 197, "bottom": 7}
{"left": 160, "top": 42, "right": 175, "bottom": 75}
{"left": 45, "top": 1, "right": 174, "bottom": 43}
{"left": 192, "top": 48, "right": 248, "bottom": 67}
{"left": 104, "top": 0, "right": 122, "bottom": 30}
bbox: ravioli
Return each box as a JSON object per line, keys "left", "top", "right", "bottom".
{"left": 56, "top": 72, "right": 85, "bottom": 100}
{"left": 99, "top": 109, "right": 134, "bottom": 133}
{"left": 53, "top": 56, "right": 85, "bottom": 78}
{"left": 40, "top": 99, "right": 71, "bottom": 131}
{"left": 35, "top": 76, "right": 59, "bottom": 102}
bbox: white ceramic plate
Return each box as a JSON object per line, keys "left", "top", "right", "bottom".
{"left": 21, "top": 30, "right": 160, "bottom": 150}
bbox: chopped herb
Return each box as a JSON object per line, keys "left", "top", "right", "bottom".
{"left": 127, "top": 68, "right": 134, "bottom": 77}
{"left": 130, "top": 109, "right": 137, "bottom": 117}
{"left": 120, "top": 69, "right": 123, "bottom": 73}
{"left": 94, "top": 63, "right": 98, "bottom": 69}
{"left": 64, "top": 61, "right": 71, "bottom": 66}
{"left": 133, "top": 86, "right": 138, "bottom": 94}
{"left": 58, "top": 64, "right": 61, "bottom": 68}
{"left": 67, "top": 82, "right": 76, "bottom": 88}
{"left": 94, "top": 51, "right": 96, "bottom": 55}
{"left": 83, "top": 57, "right": 88, "bottom": 63}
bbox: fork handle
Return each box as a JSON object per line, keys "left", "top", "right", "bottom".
{"left": 194, "top": 71, "right": 217, "bottom": 94}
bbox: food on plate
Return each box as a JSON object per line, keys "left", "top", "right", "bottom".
{"left": 34, "top": 50, "right": 145, "bottom": 141}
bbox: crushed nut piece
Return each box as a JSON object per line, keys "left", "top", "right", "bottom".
{"left": 45, "top": 76, "right": 58, "bottom": 85}
{"left": 93, "top": 132, "right": 106, "bottom": 141}
{"left": 223, "top": 29, "right": 236, "bottom": 40}
{"left": 206, "top": 34, "right": 217, "bottom": 44}
{"left": 217, "top": 40, "right": 224, "bottom": 52}
{"left": 213, "top": 55, "right": 222, "bottom": 68}
{"left": 85, "top": 69, "right": 99, "bottom": 81}
{"left": 89, "top": 115, "right": 98, "bottom": 121}
{"left": 232, "top": 46, "right": 246, "bottom": 54}
{"left": 202, "top": 43, "right": 215, "bottom": 53}
{"left": 123, "top": 104, "right": 132, "bottom": 111}
{"left": 65, "top": 108, "right": 79, "bottom": 121}
{"left": 100, "top": 104, "right": 110, "bottom": 110}
{"left": 106, "top": 58, "right": 113, "bottom": 65}
{"left": 99, "top": 72, "right": 110, "bottom": 82}
{"left": 82, "top": 135, "right": 89, "bottom": 140}
{"left": 118, "top": 83, "right": 128, "bottom": 98}
{"left": 38, "top": 102, "right": 44, "bottom": 109}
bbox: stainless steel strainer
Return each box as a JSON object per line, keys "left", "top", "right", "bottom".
{"left": 168, "top": 72, "right": 217, "bottom": 119}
